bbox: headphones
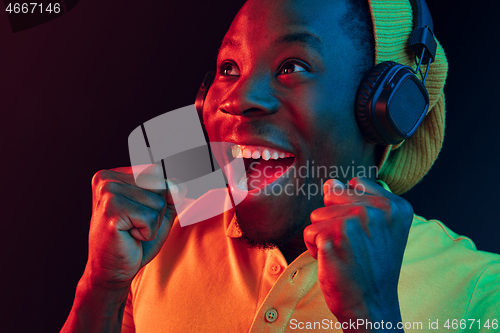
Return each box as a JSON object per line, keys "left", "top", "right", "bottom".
{"left": 195, "top": 0, "right": 437, "bottom": 146}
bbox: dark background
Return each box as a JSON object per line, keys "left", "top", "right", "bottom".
{"left": 1, "top": 0, "right": 499, "bottom": 331}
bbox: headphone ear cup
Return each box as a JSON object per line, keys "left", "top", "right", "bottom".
{"left": 195, "top": 71, "right": 216, "bottom": 144}
{"left": 195, "top": 71, "right": 216, "bottom": 124}
{"left": 355, "top": 61, "right": 397, "bottom": 145}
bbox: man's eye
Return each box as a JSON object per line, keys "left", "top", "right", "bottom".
{"left": 219, "top": 62, "right": 240, "bottom": 76}
{"left": 278, "top": 61, "right": 308, "bottom": 75}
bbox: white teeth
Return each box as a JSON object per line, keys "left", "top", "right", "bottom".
{"left": 242, "top": 148, "right": 252, "bottom": 158}
{"left": 231, "top": 145, "right": 242, "bottom": 158}
{"left": 231, "top": 145, "right": 294, "bottom": 160}
{"left": 262, "top": 149, "right": 271, "bottom": 161}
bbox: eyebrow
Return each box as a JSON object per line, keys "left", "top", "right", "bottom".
{"left": 219, "top": 31, "right": 323, "bottom": 54}
{"left": 273, "top": 32, "right": 323, "bottom": 54}
{"left": 219, "top": 38, "right": 241, "bottom": 51}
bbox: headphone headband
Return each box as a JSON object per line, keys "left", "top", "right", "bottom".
{"left": 408, "top": 0, "right": 437, "bottom": 64}
{"left": 409, "top": 0, "right": 433, "bottom": 32}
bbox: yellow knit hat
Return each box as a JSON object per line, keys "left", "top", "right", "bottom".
{"left": 368, "top": 0, "right": 448, "bottom": 195}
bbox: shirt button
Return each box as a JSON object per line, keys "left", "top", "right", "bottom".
{"left": 269, "top": 264, "right": 281, "bottom": 274}
{"left": 265, "top": 308, "right": 278, "bottom": 323}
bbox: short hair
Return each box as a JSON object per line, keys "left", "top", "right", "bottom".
{"left": 340, "top": 0, "right": 375, "bottom": 76}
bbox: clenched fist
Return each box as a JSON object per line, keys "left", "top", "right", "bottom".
{"left": 305, "top": 177, "right": 413, "bottom": 333}
{"left": 61, "top": 164, "right": 187, "bottom": 332}
{"left": 84, "top": 164, "right": 186, "bottom": 291}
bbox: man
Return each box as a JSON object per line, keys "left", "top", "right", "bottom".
{"left": 61, "top": 0, "right": 500, "bottom": 332}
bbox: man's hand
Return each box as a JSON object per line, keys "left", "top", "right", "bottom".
{"left": 61, "top": 164, "right": 187, "bottom": 333}
{"left": 304, "top": 177, "right": 413, "bottom": 332}
{"left": 85, "top": 164, "right": 186, "bottom": 290}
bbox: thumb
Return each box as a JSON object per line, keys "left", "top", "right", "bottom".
{"left": 141, "top": 215, "right": 173, "bottom": 266}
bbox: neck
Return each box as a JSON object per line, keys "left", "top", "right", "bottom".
{"left": 278, "top": 232, "right": 308, "bottom": 265}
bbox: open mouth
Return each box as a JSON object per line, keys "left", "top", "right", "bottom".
{"left": 229, "top": 144, "right": 296, "bottom": 192}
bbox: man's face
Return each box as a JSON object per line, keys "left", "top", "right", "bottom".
{"left": 204, "top": 0, "right": 376, "bottom": 248}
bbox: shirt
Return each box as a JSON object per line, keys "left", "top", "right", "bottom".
{"left": 122, "top": 182, "right": 500, "bottom": 332}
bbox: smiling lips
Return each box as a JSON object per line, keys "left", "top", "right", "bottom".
{"left": 229, "top": 144, "right": 296, "bottom": 191}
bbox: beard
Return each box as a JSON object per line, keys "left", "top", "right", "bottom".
{"left": 234, "top": 191, "right": 323, "bottom": 250}
{"left": 235, "top": 216, "right": 303, "bottom": 250}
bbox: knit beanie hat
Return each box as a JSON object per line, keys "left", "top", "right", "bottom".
{"left": 368, "top": 0, "right": 449, "bottom": 195}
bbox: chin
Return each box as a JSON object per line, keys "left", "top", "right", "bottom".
{"left": 233, "top": 186, "right": 320, "bottom": 249}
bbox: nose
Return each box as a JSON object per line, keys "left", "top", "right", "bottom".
{"left": 220, "top": 73, "right": 279, "bottom": 117}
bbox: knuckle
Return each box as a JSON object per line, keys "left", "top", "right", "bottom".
{"left": 348, "top": 176, "right": 366, "bottom": 190}
{"left": 100, "top": 181, "right": 119, "bottom": 194}
{"left": 318, "top": 239, "right": 334, "bottom": 253}
{"left": 324, "top": 192, "right": 341, "bottom": 206}
{"left": 100, "top": 192, "right": 121, "bottom": 211}
{"left": 156, "top": 195, "right": 167, "bottom": 211}
{"left": 303, "top": 224, "right": 316, "bottom": 239}
{"left": 323, "top": 179, "right": 343, "bottom": 193}
{"left": 91, "top": 170, "right": 107, "bottom": 188}
{"left": 145, "top": 208, "right": 161, "bottom": 227}
{"left": 93, "top": 171, "right": 121, "bottom": 196}
{"left": 151, "top": 209, "right": 160, "bottom": 222}
{"left": 310, "top": 208, "right": 324, "bottom": 222}
{"left": 348, "top": 177, "right": 359, "bottom": 187}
